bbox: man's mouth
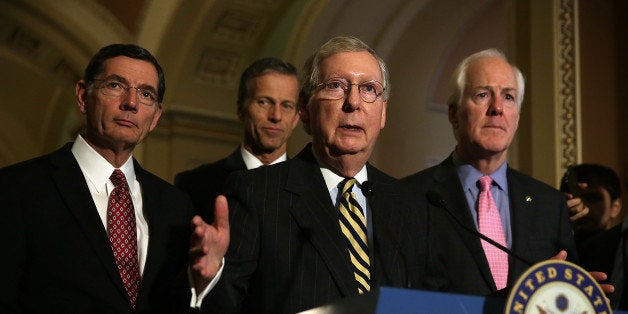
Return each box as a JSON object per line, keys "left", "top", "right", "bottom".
{"left": 340, "top": 124, "right": 362, "bottom": 131}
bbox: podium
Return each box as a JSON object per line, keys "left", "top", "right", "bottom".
{"left": 300, "top": 287, "right": 506, "bottom": 314}
{"left": 301, "top": 287, "right": 628, "bottom": 313}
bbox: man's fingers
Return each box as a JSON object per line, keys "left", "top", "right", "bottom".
{"left": 214, "top": 195, "right": 230, "bottom": 230}
{"left": 599, "top": 283, "right": 615, "bottom": 294}
{"left": 589, "top": 271, "right": 608, "bottom": 281}
{"left": 550, "top": 250, "right": 567, "bottom": 261}
{"left": 569, "top": 206, "right": 589, "bottom": 221}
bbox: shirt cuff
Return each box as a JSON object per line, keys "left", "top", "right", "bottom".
{"left": 189, "top": 257, "right": 225, "bottom": 308}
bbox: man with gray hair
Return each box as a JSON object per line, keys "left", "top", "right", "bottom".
{"left": 402, "top": 48, "right": 577, "bottom": 296}
{"left": 202, "top": 36, "right": 425, "bottom": 313}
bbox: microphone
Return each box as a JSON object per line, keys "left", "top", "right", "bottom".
{"left": 426, "top": 190, "right": 533, "bottom": 266}
{"left": 363, "top": 181, "right": 412, "bottom": 289}
{"left": 361, "top": 181, "right": 375, "bottom": 197}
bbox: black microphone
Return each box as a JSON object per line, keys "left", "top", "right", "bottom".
{"left": 361, "top": 181, "right": 375, "bottom": 197}
{"left": 426, "top": 190, "right": 533, "bottom": 266}
{"left": 363, "top": 181, "right": 412, "bottom": 289}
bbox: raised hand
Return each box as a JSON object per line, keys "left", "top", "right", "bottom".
{"left": 189, "top": 195, "right": 230, "bottom": 292}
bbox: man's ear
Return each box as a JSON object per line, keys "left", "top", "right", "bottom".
{"left": 298, "top": 91, "right": 310, "bottom": 124}
{"left": 236, "top": 102, "right": 245, "bottom": 122}
{"left": 76, "top": 80, "right": 88, "bottom": 114}
{"left": 448, "top": 103, "right": 458, "bottom": 127}
{"left": 610, "top": 198, "right": 622, "bottom": 219}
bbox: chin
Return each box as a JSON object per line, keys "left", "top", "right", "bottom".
{"left": 477, "top": 141, "right": 508, "bottom": 153}
{"left": 259, "top": 140, "right": 283, "bottom": 151}
{"left": 328, "top": 144, "right": 365, "bottom": 156}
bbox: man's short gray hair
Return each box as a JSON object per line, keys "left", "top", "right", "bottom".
{"left": 447, "top": 48, "right": 525, "bottom": 111}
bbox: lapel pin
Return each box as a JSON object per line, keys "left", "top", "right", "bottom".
{"left": 525, "top": 195, "right": 532, "bottom": 202}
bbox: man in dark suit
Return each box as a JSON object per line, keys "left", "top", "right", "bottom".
{"left": 201, "top": 36, "right": 426, "bottom": 313}
{"left": 175, "top": 57, "right": 300, "bottom": 223}
{"left": 0, "top": 44, "right": 229, "bottom": 313}
{"left": 402, "top": 48, "right": 578, "bottom": 296}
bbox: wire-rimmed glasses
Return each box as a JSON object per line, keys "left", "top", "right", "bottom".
{"left": 93, "top": 78, "right": 158, "bottom": 106}
{"left": 315, "top": 78, "right": 385, "bottom": 103}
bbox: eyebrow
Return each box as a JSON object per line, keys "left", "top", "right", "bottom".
{"left": 101, "top": 74, "right": 158, "bottom": 93}
{"left": 472, "top": 85, "right": 517, "bottom": 94}
{"left": 325, "top": 77, "right": 382, "bottom": 84}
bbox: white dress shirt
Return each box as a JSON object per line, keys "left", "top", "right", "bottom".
{"left": 320, "top": 165, "right": 369, "bottom": 221}
{"left": 71, "top": 135, "right": 150, "bottom": 274}
{"left": 240, "top": 145, "right": 288, "bottom": 169}
{"left": 71, "top": 135, "right": 219, "bottom": 308}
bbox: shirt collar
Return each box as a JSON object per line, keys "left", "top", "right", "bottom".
{"left": 320, "top": 165, "right": 368, "bottom": 193}
{"left": 452, "top": 150, "right": 508, "bottom": 192}
{"left": 308, "top": 145, "right": 368, "bottom": 191}
{"left": 71, "top": 134, "right": 136, "bottom": 193}
{"left": 240, "top": 145, "right": 287, "bottom": 170}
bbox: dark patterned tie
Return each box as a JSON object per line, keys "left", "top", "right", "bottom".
{"left": 338, "top": 178, "right": 371, "bottom": 293}
{"left": 108, "top": 169, "right": 141, "bottom": 308}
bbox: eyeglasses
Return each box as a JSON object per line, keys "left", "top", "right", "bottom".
{"left": 93, "top": 78, "right": 158, "bottom": 106}
{"left": 316, "top": 78, "right": 385, "bottom": 103}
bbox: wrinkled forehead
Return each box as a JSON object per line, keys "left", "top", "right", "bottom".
{"left": 100, "top": 56, "right": 159, "bottom": 86}
{"left": 318, "top": 51, "right": 382, "bottom": 81}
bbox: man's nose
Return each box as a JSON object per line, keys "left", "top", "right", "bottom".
{"left": 121, "top": 88, "right": 139, "bottom": 112}
{"left": 343, "top": 85, "right": 361, "bottom": 111}
{"left": 268, "top": 103, "right": 283, "bottom": 122}
{"left": 487, "top": 97, "right": 503, "bottom": 116}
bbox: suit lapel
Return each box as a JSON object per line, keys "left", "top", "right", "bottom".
{"left": 507, "top": 168, "right": 537, "bottom": 277}
{"left": 224, "top": 147, "right": 247, "bottom": 172}
{"left": 134, "top": 163, "right": 163, "bottom": 302}
{"left": 432, "top": 158, "right": 496, "bottom": 290}
{"left": 49, "top": 145, "right": 128, "bottom": 298}
{"left": 284, "top": 149, "right": 356, "bottom": 296}
{"left": 365, "top": 165, "right": 406, "bottom": 287}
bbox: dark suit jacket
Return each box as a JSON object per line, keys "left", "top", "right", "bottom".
{"left": 401, "top": 156, "right": 577, "bottom": 296}
{"left": 577, "top": 223, "right": 627, "bottom": 310}
{"left": 0, "top": 143, "right": 195, "bottom": 313}
{"left": 175, "top": 147, "right": 246, "bottom": 223}
{"left": 203, "top": 144, "right": 426, "bottom": 313}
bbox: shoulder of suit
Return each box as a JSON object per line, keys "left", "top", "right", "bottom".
{"left": 400, "top": 162, "right": 444, "bottom": 184}
{"left": 365, "top": 163, "right": 396, "bottom": 183}
{"left": 174, "top": 157, "right": 233, "bottom": 180}
{"left": 0, "top": 143, "right": 72, "bottom": 181}
{"left": 507, "top": 167, "right": 562, "bottom": 195}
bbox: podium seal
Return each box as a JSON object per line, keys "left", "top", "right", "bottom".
{"left": 505, "top": 260, "right": 611, "bottom": 314}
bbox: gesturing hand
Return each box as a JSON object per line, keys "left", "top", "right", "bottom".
{"left": 189, "top": 195, "right": 230, "bottom": 292}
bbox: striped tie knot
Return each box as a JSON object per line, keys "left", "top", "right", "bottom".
{"left": 340, "top": 178, "right": 358, "bottom": 195}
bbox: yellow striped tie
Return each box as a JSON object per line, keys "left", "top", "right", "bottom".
{"left": 338, "top": 178, "right": 371, "bottom": 293}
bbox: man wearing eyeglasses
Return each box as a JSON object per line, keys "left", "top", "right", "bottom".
{"left": 175, "top": 57, "right": 300, "bottom": 224}
{"left": 0, "top": 44, "right": 229, "bottom": 312}
{"left": 200, "top": 36, "right": 425, "bottom": 313}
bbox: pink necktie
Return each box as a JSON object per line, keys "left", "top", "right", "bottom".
{"left": 108, "top": 169, "right": 141, "bottom": 308}
{"left": 478, "top": 175, "right": 508, "bottom": 290}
